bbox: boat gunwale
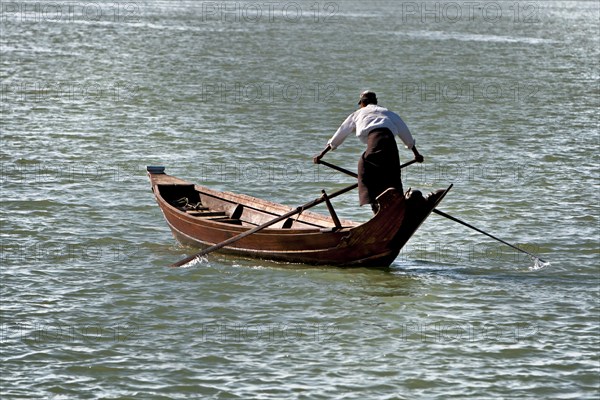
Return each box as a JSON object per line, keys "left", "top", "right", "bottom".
{"left": 152, "top": 177, "right": 414, "bottom": 241}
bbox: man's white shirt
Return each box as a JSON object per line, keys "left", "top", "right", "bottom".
{"left": 327, "top": 104, "right": 416, "bottom": 150}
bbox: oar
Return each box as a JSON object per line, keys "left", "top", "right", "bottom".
{"left": 170, "top": 182, "right": 358, "bottom": 267}
{"left": 431, "top": 209, "right": 547, "bottom": 263}
{"left": 317, "top": 159, "right": 547, "bottom": 264}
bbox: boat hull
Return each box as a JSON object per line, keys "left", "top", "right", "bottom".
{"left": 148, "top": 168, "right": 451, "bottom": 268}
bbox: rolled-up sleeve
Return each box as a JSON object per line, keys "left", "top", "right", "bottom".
{"left": 327, "top": 113, "right": 356, "bottom": 150}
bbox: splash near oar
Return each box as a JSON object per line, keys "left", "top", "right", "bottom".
{"left": 530, "top": 257, "right": 551, "bottom": 271}
{"left": 179, "top": 254, "right": 208, "bottom": 268}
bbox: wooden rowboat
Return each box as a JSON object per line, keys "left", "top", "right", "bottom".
{"left": 148, "top": 166, "right": 452, "bottom": 268}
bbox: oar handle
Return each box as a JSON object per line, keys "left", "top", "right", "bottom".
{"left": 318, "top": 160, "right": 357, "bottom": 178}
{"left": 317, "top": 158, "right": 419, "bottom": 179}
{"left": 400, "top": 158, "right": 420, "bottom": 169}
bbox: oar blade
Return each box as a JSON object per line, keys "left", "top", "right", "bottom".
{"left": 432, "top": 208, "right": 548, "bottom": 267}
{"left": 170, "top": 252, "right": 207, "bottom": 268}
{"left": 530, "top": 257, "right": 550, "bottom": 271}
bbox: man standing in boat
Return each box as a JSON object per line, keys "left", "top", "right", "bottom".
{"left": 313, "top": 91, "right": 424, "bottom": 213}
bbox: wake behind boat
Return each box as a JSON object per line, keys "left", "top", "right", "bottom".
{"left": 148, "top": 166, "right": 451, "bottom": 268}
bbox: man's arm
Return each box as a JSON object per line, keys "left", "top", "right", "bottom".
{"left": 312, "top": 112, "right": 355, "bottom": 163}
{"left": 412, "top": 145, "right": 424, "bottom": 163}
{"left": 388, "top": 111, "right": 423, "bottom": 162}
{"left": 313, "top": 144, "right": 332, "bottom": 164}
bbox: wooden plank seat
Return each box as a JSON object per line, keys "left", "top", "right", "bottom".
{"left": 209, "top": 217, "right": 243, "bottom": 225}
{"left": 186, "top": 211, "right": 228, "bottom": 217}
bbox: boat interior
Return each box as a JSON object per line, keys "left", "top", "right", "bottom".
{"left": 156, "top": 183, "right": 347, "bottom": 231}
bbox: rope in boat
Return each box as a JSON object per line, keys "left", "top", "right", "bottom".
{"left": 173, "top": 197, "right": 204, "bottom": 211}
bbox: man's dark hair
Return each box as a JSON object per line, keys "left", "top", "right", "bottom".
{"left": 358, "top": 90, "right": 378, "bottom": 105}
